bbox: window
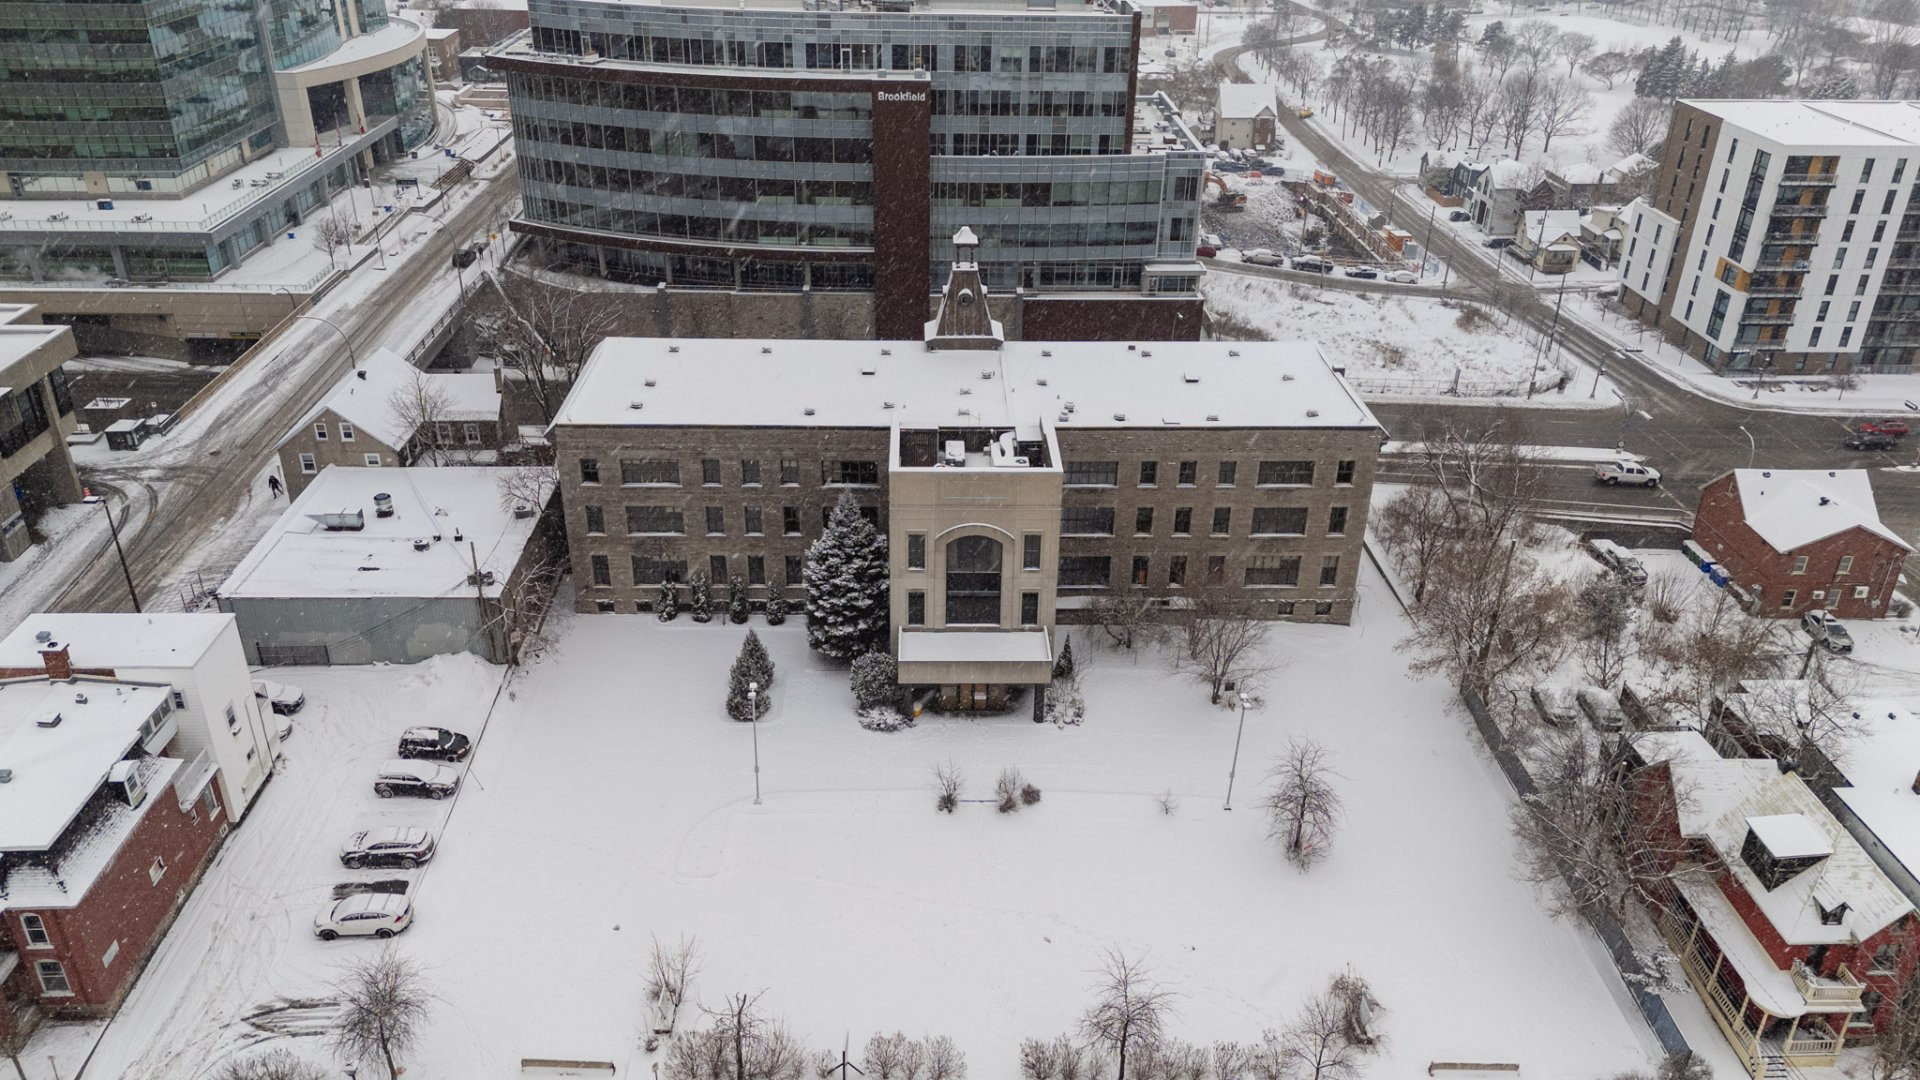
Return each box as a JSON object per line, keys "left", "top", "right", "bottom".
{"left": 171, "top": 690, "right": 186, "bottom": 709}
{"left": 1320, "top": 555, "right": 1341, "bottom": 587}
{"left": 907, "top": 533, "right": 926, "bottom": 570}
{"left": 462, "top": 423, "right": 481, "bottom": 446}
{"left": 1837, "top": 555, "right": 1854, "bottom": 575}
{"left": 584, "top": 506, "right": 605, "bottom": 534}
{"left": 631, "top": 557, "right": 686, "bottom": 585}
{"left": 1853, "top": 190, "right": 1867, "bottom": 214}
{"left": 1850, "top": 301, "right": 1863, "bottom": 321}
{"left": 1314, "top": 601, "right": 1334, "bottom": 617}
{"left": 626, "top": 506, "right": 685, "bottom": 534}
{"left": 1826, "top": 275, "right": 1839, "bottom": 296}
{"left": 907, "top": 591, "right": 926, "bottom": 625}
{"left": 1258, "top": 461, "right": 1315, "bottom": 486}
{"left": 1335, "top": 460, "right": 1356, "bottom": 485}
{"left": 580, "top": 458, "right": 601, "bottom": 484}
{"left": 1868, "top": 249, "right": 1881, "bottom": 270}
{"left": 1065, "top": 461, "right": 1119, "bottom": 486}
{"left": 1328, "top": 507, "right": 1349, "bottom": 535}
{"left": 339, "top": 421, "right": 355, "bottom": 441}
{"left": 782, "top": 507, "right": 801, "bottom": 535}
{"left": 1841, "top": 327, "right": 1853, "bottom": 347}
{"left": 299, "top": 453, "right": 316, "bottom": 474}
{"left": 36, "top": 960, "right": 70, "bottom": 995}
{"left": 1252, "top": 508, "right": 1308, "bottom": 535}
{"left": 596, "top": 599, "right": 616, "bottom": 613}
{"left": 748, "top": 556, "right": 766, "bottom": 585}
{"left": 21, "top": 913, "right": 49, "bottom": 947}
{"left": 780, "top": 459, "right": 800, "bottom": 485}
{"left": 1873, "top": 941, "right": 1903, "bottom": 976}
{"left": 947, "top": 536, "right": 1003, "bottom": 623}
{"left": 702, "top": 459, "right": 721, "bottom": 485}
{"left": 741, "top": 460, "right": 761, "bottom": 486}
{"left": 828, "top": 460, "right": 880, "bottom": 486}
{"left": 1857, "top": 989, "right": 1886, "bottom": 1030}
{"left": 1843, "top": 221, "right": 1857, "bottom": 242}
{"left": 1811, "top": 327, "right": 1823, "bottom": 347}
{"left": 363, "top": 454, "right": 382, "bottom": 467}
{"left": 1781, "top": 589, "right": 1797, "bottom": 609}
{"left": 314, "top": 422, "right": 328, "bottom": 441}
{"left": 1062, "top": 507, "right": 1115, "bottom": 535}
{"left": 149, "top": 855, "right": 168, "bottom": 884}
{"left": 1177, "top": 461, "right": 1197, "bottom": 486}
{"left": 101, "top": 940, "right": 118, "bottom": 969}
{"left": 709, "top": 555, "right": 728, "bottom": 582}
{"left": 1059, "top": 555, "right": 1112, "bottom": 588}
{"left": 1835, "top": 247, "right": 1849, "bottom": 268}
{"left": 1135, "top": 508, "right": 1154, "bottom": 535}
{"left": 1171, "top": 508, "right": 1193, "bottom": 536}
{"left": 744, "top": 507, "right": 762, "bottom": 535}
{"left": 1860, "top": 274, "right": 1872, "bottom": 295}
{"left": 1020, "top": 592, "right": 1039, "bottom": 625}
{"left": 225, "top": 703, "right": 237, "bottom": 732}
{"left": 1139, "top": 461, "right": 1158, "bottom": 486}
{"left": 1211, "top": 507, "right": 1231, "bottom": 535}
{"left": 1818, "top": 301, "right": 1832, "bottom": 322}
{"left": 201, "top": 785, "right": 218, "bottom": 817}
{"left": 1130, "top": 555, "right": 1150, "bottom": 587}
{"left": 1876, "top": 220, "right": 1889, "bottom": 242}
{"left": 706, "top": 507, "right": 725, "bottom": 534}
{"left": 591, "top": 555, "right": 611, "bottom": 586}
{"left": 1793, "top": 555, "right": 1809, "bottom": 574}
{"left": 1217, "top": 461, "right": 1237, "bottom": 486}
{"left": 435, "top": 422, "right": 453, "bottom": 446}
{"left": 1245, "top": 556, "right": 1302, "bottom": 587}
{"left": 622, "top": 459, "right": 680, "bottom": 485}
{"left": 785, "top": 555, "right": 803, "bottom": 583}
{"left": 1023, "top": 534, "right": 1041, "bottom": 571}
{"left": 1168, "top": 555, "right": 1187, "bottom": 587}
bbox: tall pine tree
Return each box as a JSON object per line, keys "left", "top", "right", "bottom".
{"left": 726, "top": 632, "right": 773, "bottom": 721}
{"left": 803, "top": 490, "right": 889, "bottom": 661}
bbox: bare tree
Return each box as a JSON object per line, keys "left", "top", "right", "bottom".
{"left": 1020, "top": 1038, "right": 1063, "bottom": 1080}
{"left": 488, "top": 270, "right": 621, "bottom": 423}
{"left": 1575, "top": 575, "right": 1635, "bottom": 689}
{"left": 1872, "top": 972, "right": 1920, "bottom": 1080}
{"left": 689, "top": 993, "right": 814, "bottom": 1080}
{"left": 331, "top": 946, "right": 433, "bottom": 1080}
{"left": 1511, "top": 20, "right": 1561, "bottom": 73}
{"left": 1554, "top": 31, "right": 1597, "bottom": 77}
{"left": 1169, "top": 588, "right": 1277, "bottom": 704}
{"left": 387, "top": 367, "right": 458, "bottom": 466}
{"left": 1080, "top": 949, "right": 1176, "bottom": 1080}
{"left": 1264, "top": 737, "right": 1342, "bottom": 869}
{"left": 1608, "top": 97, "right": 1671, "bottom": 158}
{"left": 1636, "top": 590, "right": 1777, "bottom": 732}
{"left": 1088, "top": 588, "right": 1164, "bottom": 651}
{"left": 214, "top": 1050, "right": 331, "bottom": 1080}
{"left": 1533, "top": 77, "right": 1592, "bottom": 156}
{"left": 310, "top": 215, "right": 354, "bottom": 266}
{"left": 647, "top": 934, "right": 704, "bottom": 1016}
{"left": 924, "top": 1035, "right": 966, "bottom": 1080}
{"left": 0, "top": 1029, "right": 29, "bottom": 1080}
{"left": 1495, "top": 72, "right": 1543, "bottom": 156}
{"left": 1583, "top": 50, "right": 1632, "bottom": 89}
{"left": 1210, "top": 1042, "right": 1254, "bottom": 1080}
{"left": 1863, "top": 0, "right": 1918, "bottom": 97}
{"left": 1278, "top": 987, "right": 1364, "bottom": 1080}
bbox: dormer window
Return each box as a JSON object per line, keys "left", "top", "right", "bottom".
{"left": 1740, "top": 814, "right": 1834, "bottom": 890}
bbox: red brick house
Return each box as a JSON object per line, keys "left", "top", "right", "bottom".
{"left": 1632, "top": 730, "right": 1920, "bottom": 1077}
{"left": 1693, "top": 468, "right": 1911, "bottom": 620}
{"left": 0, "top": 665, "right": 227, "bottom": 1040}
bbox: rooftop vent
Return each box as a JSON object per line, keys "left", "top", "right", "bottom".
{"left": 1141, "top": 351, "right": 1152, "bottom": 358}
{"left": 644, "top": 379, "right": 657, "bottom": 387}
{"left": 1113, "top": 413, "right": 1127, "bottom": 422}
{"left": 667, "top": 346, "right": 679, "bottom": 353}
{"left": 980, "top": 370, "right": 994, "bottom": 380}
{"left": 413, "top": 538, "right": 430, "bottom": 552}
{"left": 73, "top": 693, "right": 87, "bottom": 705}
{"left": 0, "top": 769, "right": 11, "bottom": 784}
{"left": 861, "top": 367, "right": 877, "bottom": 376}
{"left": 373, "top": 492, "right": 394, "bottom": 518}
{"left": 1127, "top": 345, "right": 1137, "bottom": 351}
{"left": 1228, "top": 350, "right": 1240, "bottom": 358}
{"left": 1306, "top": 409, "right": 1320, "bottom": 418}
{"left": 1036, "top": 378, "right": 1049, "bottom": 386}
{"left": 1183, "top": 374, "right": 1199, "bottom": 384}
{"left": 628, "top": 401, "right": 644, "bottom": 411}
{"left": 453, "top": 528, "right": 463, "bottom": 543}
{"left": 513, "top": 502, "right": 535, "bottom": 519}
{"left": 803, "top": 407, "right": 816, "bottom": 416}
{"left": 1064, "top": 402, "right": 1076, "bottom": 413}
{"left": 960, "top": 388, "right": 973, "bottom": 396}
{"left": 36, "top": 712, "right": 61, "bottom": 728}
{"left": 33, "top": 630, "right": 50, "bottom": 644}
{"left": 1282, "top": 374, "right": 1296, "bottom": 382}
{"left": 1820, "top": 496, "right": 1832, "bottom": 506}
{"left": 308, "top": 511, "right": 365, "bottom": 532}
{"left": 882, "top": 401, "right": 896, "bottom": 409}
{"left": 881, "top": 349, "right": 892, "bottom": 356}
{"left": 761, "top": 347, "right": 772, "bottom": 354}
{"left": 1041, "top": 350, "right": 1052, "bottom": 357}
{"left": 1206, "top": 414, "right": 1220, "bottom": 422}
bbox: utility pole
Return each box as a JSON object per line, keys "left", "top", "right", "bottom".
{"left": 470, "top": 541, "right": 499, "bottom": 662}
{"left": 1225, "top": 692, "right": 1251, "bottom": 809}
{"left": 94, "top": 494, "right": 141, "bottom": 612}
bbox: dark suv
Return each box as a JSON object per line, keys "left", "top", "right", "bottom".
{"left": 397, "top": 726, "right": 472, "bottom": 762}
{"left": 1846, "top": 430, "right": 1901, "bottom": 451}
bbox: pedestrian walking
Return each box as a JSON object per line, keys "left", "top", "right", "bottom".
{"left": 267, "top": 473, "right": 283, "bottom": 498}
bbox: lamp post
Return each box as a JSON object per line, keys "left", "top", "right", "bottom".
{"left": 85, "top": 493, "right": 140, "bottom": 612}
{"left": 1738, "top": 424, "right": 1755, "bottom": 470}
{"left": 1224, "top": 692, "right": 1250, "bottom": 810}
{"left": 292, "top": 314, "right": 359, "bottom": 368}
{"left": 749, "top": 680, "right": 762, "bottom": 805}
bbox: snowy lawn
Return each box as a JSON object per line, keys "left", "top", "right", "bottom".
{"left": 70, "top": 564, "right": 1671, "bottom": 1080}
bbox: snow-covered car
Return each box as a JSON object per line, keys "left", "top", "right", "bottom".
{"left": 398, "top": 726, "right": 471, "bottom": 762}
{"left": 1592, "top": 461, "right": 1661, "bottom": 487}
{"left": 1290, "top": 255, "right": 1335, "bottom": 274}
{"left": 1383, "top": 269, "right": 1418, "bottom": 284}
{"left": 253, "top": 680, "right": 304, "bottom": 715}
{"left": 1342, "top": 265, "right": 1380, "bottom": 279}
{"left": 276, "top": 715, "right": 293, "bottom": 741}
{"left": 1530, "top": 685, "right": 1580, "bottom": 728}
{"left": 1802, "top": 610, "right": 1855, "bottom": 654}
{"left": 340, "top": 827, "right": 437, "bottom": 869}
{"left": 1576, "top": 687, "right": 1627, "bottom": 731}
{"left": 1202, "top": 232, "right": 1225, "bottom": 249}
{"left": 1242, "top": 250, "right": 1285, "bottom": 267}
{"left": 1449, "top": 210, "right": 1472, "bottom": 222}
{"left": 373, "top": 760, "right": 459, "bottom": 799}
{"left": 1588, "top": 538, "right": 1648, "bottom": 588}
{"left": 314, "top": 892, "right": 413, "bottom": 940}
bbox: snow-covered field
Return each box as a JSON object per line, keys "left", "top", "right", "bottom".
{"left": 59, "top": 566, "right": 1672, "bottom": 1080}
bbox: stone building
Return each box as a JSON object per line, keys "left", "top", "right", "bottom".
{"left": 0, "top": 305, "right": 81, "bottom": 561}
{"left": 549, "top": 234, "right": 1380, "bottom": 709}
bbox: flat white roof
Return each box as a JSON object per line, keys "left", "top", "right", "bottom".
{"left": 282, "top": 18, "right": 426, "bottom": 74}
{"left": 554, "top": 339, "right": 1380, "bottom": 433}
{"left": 0, "top": 678, "right": 172, "bottom": 852}
{"left": 1748, "top": 813, "right": 1835, "bottom": 860}
{"left": 897, "top": 629, "right": 1053, "bottom": 664}
{"left": 1684, "top": 99, "right": 1920, "bottom": 148}
{"left": 0, "top": 613, "right": 235, "bottom": 671}
{"left": 1730, "top": 468, "right": 1910, "bottom": 553}
{"left": 218, "top": 466, "right": 551, "bottom": 601}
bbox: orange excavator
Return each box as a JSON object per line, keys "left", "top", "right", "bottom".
{"left": 1205, "top": 172, "right": 1247, "bottom": 211}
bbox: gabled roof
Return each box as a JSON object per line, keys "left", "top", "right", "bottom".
{"left": 284, "top": 349, "right": 499, "bottom": 451}
{"left": 1725, "top": 469, "right": 1911, "bottom": 553}
{"left": 1216, "top": 82, "right": 1276, "bottom": 121}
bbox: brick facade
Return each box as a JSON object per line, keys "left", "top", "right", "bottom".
{"left": 278, "top": 407, "right": 509, "bottom": 500}
{"left": 1693, "top": 472, "right": 1906, "bottom": 620}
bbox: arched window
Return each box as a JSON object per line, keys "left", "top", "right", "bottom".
{"left": 946, "top": 535, "right": 1003, "bottom": 625}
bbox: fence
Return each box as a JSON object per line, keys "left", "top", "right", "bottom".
{"left": 1457, "top": 684, "right": 1693, "bottom": 1058}
{"left": 1343, "top": 369, "right": 1567, "bottom": 399}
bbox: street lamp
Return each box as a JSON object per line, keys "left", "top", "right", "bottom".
{"left": 749, "top": 681, "right": 762, "bottom": 805}
{"left": 292, "top": 314, "right": 359, "bottom": 368}
{"left": 1224, "top": 692, "right": 1251, "bottom": 810}
{"left": 1738, "top": 424, "right": 1755, "bottom": 470}
{"left": 84, "top": 493, "right": 140, "bottom": 612}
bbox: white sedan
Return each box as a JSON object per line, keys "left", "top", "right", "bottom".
{"left": 254, "top": 680, "right": 305, "bottom": 715}
{"left": 1384, "top": 269, "right": 1418, "bottom": 284}
{"left": 314, "top": 892, "right": 413, "bottom": 940}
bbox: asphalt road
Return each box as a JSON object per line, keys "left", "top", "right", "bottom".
{"left": 56, "top": 175, "right": 524, "bottom": 613}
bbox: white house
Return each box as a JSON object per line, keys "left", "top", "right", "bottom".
{"left": 1215, "top": 83, "right": 1277, "bottom": 151}
{"left": 0, "top": 614, "right": 279, "bottom": 823}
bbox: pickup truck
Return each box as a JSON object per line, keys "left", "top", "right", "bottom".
{"left": 1593, "top": 461, "right": 1661, "bottom": 487}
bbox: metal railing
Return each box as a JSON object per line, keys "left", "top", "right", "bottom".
{"left": 1791, "top": 961, "right": 1864, "bottom": 1005}
{"left": 1769, "top": 204, "right": 1830, "bottom": 218}
{"left": 1780, "top": 172, "right": 1840, "bottom": 185}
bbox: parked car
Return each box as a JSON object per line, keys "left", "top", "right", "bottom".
{"left": 1576, "top": 686, "right": 1627, "bottom": 731}
{"left": 1592, "top": 460, "right": 1661, "bottom": 487}
{"left": 276, "top": 716, "right": 293, "bottom": 741}
{"left": 1449, "top": 210, "right": 1472, "bottom": 222}
{"left": 253, "top": 680, "right": 305, "bottom": 715}
{"left": 1212, "top": 160, "right": 1247, "bottom": 174}
{"left": 373, "top": 760, "right": 460, "bottom": 799}
{"left": 1802, "top": 610, "right": 1855, "bottom": 653}
{"left": 1343, "top": 265, "right": 1380, "bottom": 279}
{"left": 397, "top": 726, "right": 471, "bottom": 762}
{"left": 314, "top": 892, "right": 413, "bottom": 940}
{"left": 1588, "top": 538, "right": 1648, "bottom": 588}
{"left": 1383, "top": 269, "right": 1418, "bottom": 284}
{"left": 1860, "top": 419, "right": 1911, "bottom": 437}
{"left": 1846, "top": 430, "right": 1901, "bottom": 451}
{"left": 1530, "top": 685, "right": 1580, "bottom": 728}
{"left": 1195, "top": 245, "right": 1218, "bottom": 258}
{"left": 1483, "top": 236, "right": 1516, "bottom": 249}
{"left": 1290, "top": 255, "right": 1335, "bottom": 273}
{"left": 1202, "top": 232, "right": 1225, "bottom": 249}
{"left": 340, "top": 827, "right": 437, "bottom": 869}
{"left": 1243, "top": 249, "right": 1285, "bottom": 267}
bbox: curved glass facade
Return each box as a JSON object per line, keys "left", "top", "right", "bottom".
{"left": 267, "top": 0, "right": 345, "bottom": 68}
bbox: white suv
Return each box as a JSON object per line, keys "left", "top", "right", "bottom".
{"left": 314, "top": 892, "right": 413, "bottom": 940}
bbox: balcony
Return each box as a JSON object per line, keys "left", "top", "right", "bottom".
{"left": 1792, "top": 961, "right": 1865, "bottom": 1007}
{"left": 1748, "top": 283, "right": 1802, "bottom": 297}
{"left": 1756, "top": 256, "right": 1812, "bottom": 271}
{"left": 1780, "top": 172, "right": 1839, "bottom": 186}
{"left": 1769, "top": 203, "right": 1830, "bottom": 218}
{"left": 1739, "top": 312, "right": 1797, "bottom": 325}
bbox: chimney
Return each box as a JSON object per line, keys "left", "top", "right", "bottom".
{"left": 41, "top": 642, "right": 71, "bottom": 681}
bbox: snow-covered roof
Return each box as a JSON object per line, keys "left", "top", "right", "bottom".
{"left": 283, "top": 17, "right": 426, "bottom": 74}
{"left": 1481, "top": 159, "right": 1535, "bottom": 188}
{"left": 1728, "top": 469, "right": 1910, "bottom": 554}
{"left": 285, "top": 348, "right": 500, "bottom": 451}
{"left": 1832, "top": 699, "right": 1920, "bottom": 882}
{"left": 897, "top": 629, "right": 1053, "bottom": 664}
{"left": 1522, "top": 209, "right": 1584, "bottom": 239}
{"left": 553, "top": 339, "right": 1380, "bottom": 433}
{"left": 1639, "top": 730, "right": 1912, "bottom": 945}
{"left": 1, "top": 755, "right": 183, "bottom": 909}
{"left": 1216, "top": 82, "right": 1276, "bottom": 121}
{"left": 1605, "top": 152, "right": 1657, "bottom": 179}
{"left": 1683, "top": 99, "right": 1920, "bottom": 148}
{"left": 218, "top": 466, "right": 552, "bottom": 601}
{"left": 0, "top": 678, "right": 174, "bottom": 852}
{"left": 0, "top": 614, "right": 235, "bottom": 672}
{"left": 1551, "top": 163, "right": 1606, "bottom": 185}
{"left": 1749, "top": 813, "right": 1834, "bottom": 860}
{"left": 1671, "top": 871, "right": 1825, "bottom": 1017}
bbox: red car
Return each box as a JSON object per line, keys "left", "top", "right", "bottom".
{"left": 1860, "top": 419, "right": 1911, "bottom": 437}
{"left": 1195, "top": 245, "right": 1218, "bottom": 258}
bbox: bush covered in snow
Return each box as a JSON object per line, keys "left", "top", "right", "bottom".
{"left": 728, "top": 575, "right": 751, "bottom": 624}
{"left": 689, "top": 571, "right": 714, "bottom": 623}
{"left": 850, "top": 651, "right": 897, "bottom": 710}
{"left": 658, "top": 580, "right": 680, "bottom": 622}
{"left": 765, "top": 575, "right": 789, "bottom": 625}
{"left": 995, "top": 767, "right": 1026, "bottom": 814}
{"left": 859, "top": 706, "right": 913, "bottom": 733}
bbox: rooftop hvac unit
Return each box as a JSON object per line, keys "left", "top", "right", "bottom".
{"left": 107, "top": 759, "right": 147, "bottom": 808}
{"left": 943, "top": 440, "right": 967, "bottom": 467}
{"left": 374, "top": 493, "right": 395, "bottom": 518}
{"left": 512, "top": 503, "right": 535, "bottom": 519}
{"left": 307, "top": 510, "right": 365, "bottom": 532}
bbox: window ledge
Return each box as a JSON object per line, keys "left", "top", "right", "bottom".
{"left": 623, "top": 483, "right": 683, "bottom": 489}
{"left": 1250, "top": 533, "right": 1306, "bottom": 539}
{"left": 24, "top": 942, "right": 53, "bottom": 951}
{"left": 627, "top": 532, "right": 686, "bottom": 538}
{"left": 38, "top": 989, "right": 74, "bottom": 999}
